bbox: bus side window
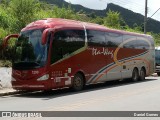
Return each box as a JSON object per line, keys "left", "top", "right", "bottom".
{"left": 123, "top": 35, "right": 137, "bottom": 49}
{"left": 136, "top": 38, "right": 149, "bottom": 50}
{"left": 87, "top": 30, "right": 106, "bottom": 47}
{"left": 51, "top": 29, "right": 85, "bottom": 64}
{"left": 105, "top": 32, "right": 123, "bottom": 47}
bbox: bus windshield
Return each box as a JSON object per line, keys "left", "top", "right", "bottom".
{"left": 13, "top": 29, "right": 48, "bottom": 70}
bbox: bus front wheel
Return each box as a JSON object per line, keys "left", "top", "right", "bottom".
{"left": 72, "top": 73, "right": 84, "bottom": 91}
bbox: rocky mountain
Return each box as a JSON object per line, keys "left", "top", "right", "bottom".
{"left": 41, "top": 0, "right": 160, "bottom": 33}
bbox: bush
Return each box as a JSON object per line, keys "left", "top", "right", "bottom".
{"left": 0, "top": 60, "right": 12, "bottom": 67}
{"left": 0, "top": 5, "right": 17, "bottom": 31}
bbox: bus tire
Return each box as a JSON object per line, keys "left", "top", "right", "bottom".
{"left": 132, "top": 68, "right": 139, "bottom": 82}
{"left": 72, "top": 73, "right": 84, "bottom": 91}
{"left": 157, "top": 72, "right": 160, "bottom": 76}
{"left": 139, "top": 68, "right": 146, "bottom": 81}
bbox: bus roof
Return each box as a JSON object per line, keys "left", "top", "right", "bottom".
{"left": 22, "top": 18, "right": 152, "bottom": 38}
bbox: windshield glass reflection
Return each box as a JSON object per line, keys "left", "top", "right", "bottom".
{"left": 13, "top": 29, "right": 48, "bottom": 70}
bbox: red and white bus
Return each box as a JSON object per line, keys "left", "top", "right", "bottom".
{"left": 3, "top": 18, "right": 155, "bottom": 91}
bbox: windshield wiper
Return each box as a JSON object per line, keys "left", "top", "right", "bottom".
{"left": 33, "top": 61, "right": 41, "bottom": 66}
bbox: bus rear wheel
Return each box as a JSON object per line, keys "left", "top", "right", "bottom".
{"left": 132, "top": 68, "right": 139, "bottom": 82}
{"left": 139, "top": 68, "right": 146, "bottom": 81}
{"left": 72, "top": 73, "right": 84, "bottom": 91}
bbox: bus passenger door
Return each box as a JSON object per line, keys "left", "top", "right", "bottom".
{"left": 50, "top": 29, "right": 85, "bottom": 88}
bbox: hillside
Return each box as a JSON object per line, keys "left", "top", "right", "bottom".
{"left": 41, "top": 0, "right": 160, "bottom": 33}
{"left": 106, "top": 4, "right": 160, "bottom": 33}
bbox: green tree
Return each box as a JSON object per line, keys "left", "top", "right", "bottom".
{"left": 90, "top": 16, "right": 104, "bottom": 25}
{"left": 151, "top": 33, "right": 160, "bottom": 46}
{"left": 52, "top": 5, "right": 76, "bottom": 19}
{"left": 104, "top": 9, "right": 124, "bottom": 29}
{"left": 87, "top": 12, "right": 96, "bottom": 18}
{"left": 0, "top": 4, "right": 16, "bottom": 30}
{"left": 9, "top": 0, "right": 40, "bottom": 32}
{"left": 133, "top": 23, "right": 142, "bottom": 32}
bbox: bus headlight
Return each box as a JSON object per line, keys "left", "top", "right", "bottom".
{"left": 37, "top": 74, "right": 49, "bottom": 81}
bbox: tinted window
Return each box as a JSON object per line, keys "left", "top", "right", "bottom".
{"left": 123, "top": 35, "right": 137, "bottom": 48}
{"left": 136, "top": 37, "right": 150, "bottom": 49}
{"left": 105, "top": 32, "right": 123, "bottom": 47}
{"left": 87, "top": 30, "right": 106, "bottom": 46}
{"left": 13, "top": 29, "right": 49, "bottom": 70}
{"left": 51, "top": 29, "right": 85, "bottom": 64}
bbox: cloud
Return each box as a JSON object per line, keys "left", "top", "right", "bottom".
{"left": 65, "top": 0, "right": 107, "bottom": 10}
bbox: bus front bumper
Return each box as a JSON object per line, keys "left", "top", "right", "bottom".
{"left": 11, "top": 80, "right": 52, "bottom": 91}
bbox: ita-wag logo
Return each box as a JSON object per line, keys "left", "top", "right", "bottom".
{"left": 90, "top": 47, "right": 114, "bottom": 58}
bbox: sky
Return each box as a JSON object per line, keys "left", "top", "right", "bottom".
{"left": 64, "top": 0, "right": 160, "bottom": 22}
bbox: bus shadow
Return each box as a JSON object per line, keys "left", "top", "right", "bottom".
{"left": 13, "top": 77, "right": 158, "bottom": 99}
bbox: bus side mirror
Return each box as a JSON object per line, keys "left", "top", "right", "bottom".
{"left": 3, "top": 34, "right": 19, "bottom": 48}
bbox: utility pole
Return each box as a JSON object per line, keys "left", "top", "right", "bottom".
{"left": 144, "top": 0, "right": 148, "bottom": 34}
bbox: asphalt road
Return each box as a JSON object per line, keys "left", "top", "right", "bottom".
{"left": 0, "top": 76, "right": 160, "bottom": 119}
